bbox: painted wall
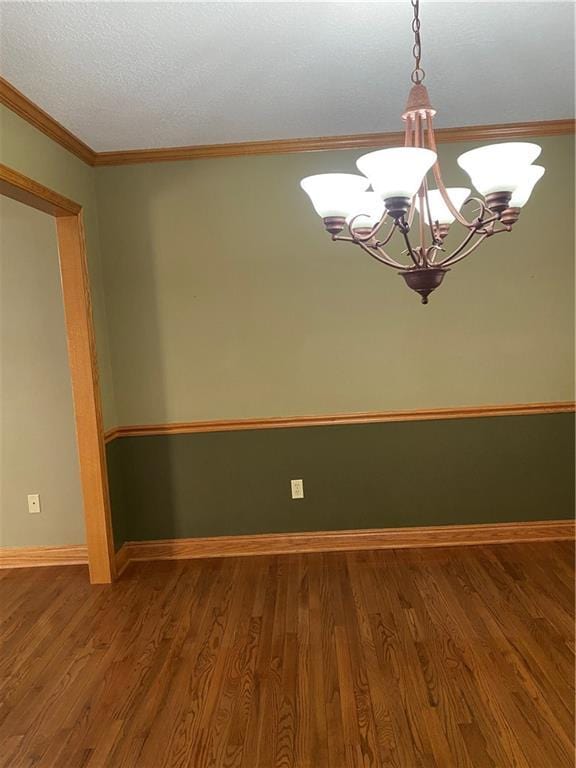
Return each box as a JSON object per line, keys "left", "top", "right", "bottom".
{"left": 97, "top": 132, "right": 574, "bottom": 547}
{"left": 96, "top": 134, "right": 574, "bottom": 426}
{"left": 1, "top": 105, "right": 573, "bottom": 549}
{"left": 0, "top": 105, "right": 117, "bottom": 428}
{"left": 108, "top": 413, "right": 574, "bottom": 544}
{"left": 0, "top": 197, "right": 84, "bottom": 546}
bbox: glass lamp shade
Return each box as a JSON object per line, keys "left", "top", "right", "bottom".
{"left": 355, "top": 147, "right": 437, "bottom": 200}
{"left": 416, "top": 187, "right": 470, "bottom": 225}
{"left": 346, "top": 193, "right": 386, "bottom": 229}
{"left": 457, "top": 142, "right": 541, "bottom": 196}
{"left": 509, "top": 165, "right": 545, "bottom": 208}
{"left": 300, "top": 174, "right": 370, "bottom": 218}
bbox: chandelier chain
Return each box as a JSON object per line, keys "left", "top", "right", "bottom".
{"left": 410, "top": 0, "right": 425, "bottom": 84}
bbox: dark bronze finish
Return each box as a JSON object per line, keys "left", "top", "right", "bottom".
{"left": 410, "top": 0, "right": 426, "bottom": 84}
{"left": 400, "top": 267, "right": 448, "bottom": 304}
{"left": 485, "top": 191, "right": 512, "bottom": 214}
{"left": 352, "top": 227, "right": 374, "bottom": 237}
{"left": 500, "top": 207, "right": 521, "bottom": 226}
{"left": 402, "top": 84, "right": 436, "bottom": 120}
{"left": 434, "top": 223, "right": 450, "bottom": 241}
{"left": 351, "top": 226, "right": 377, "bottom": 245}
{"left": 323, "top": 216, "right": 346, "bottom": 236}
{"left": 385, "top": 196, "right": 411, "bottom": 221}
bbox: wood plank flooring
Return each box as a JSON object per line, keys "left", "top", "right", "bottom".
{"left": 0, "top": 541, "right": 573, "bottom": 767}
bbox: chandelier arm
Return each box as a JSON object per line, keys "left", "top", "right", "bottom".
{"left": 467, "top": 197, "right": 494, "bottom": 226}
{"left": 399, "top": 225, "right": 422, "bottom": 266}
{"left": 421, "top": 175, "right": 440, "bottom": 264}
{"left": 412, "top": 114, "right": 429, "bottom": 246}
{"left": 491, "top": 222, "right": 513, "bottom": 235}
{"left": 347, "top": 214, "right": 396, "bottom": 245}
{"left": 417, "top": 189, "right": 426, "bottom": 256}
{"left": 374, "top": 219, "right": 397, "bottom": 248}
{"left": 439, "top": 232, "right": 490, "bottom": 268}
{"left": 404, "top": 114, "right": 414, "bottom": 147}
{"left": 435, "top": 228, "right": 477, "bottom": 267}
{"left": 334, "top": 232, "right": 407, "bottom": 269}
{"left": 406, "top": 194, "right": 417, "bottom": 229}
{"left": 427, "top": 243, "right": 444, "bottom": 265}
{"left": 407, "top": 199, "right": 416, "bottom": 229}
{"left": 357, "top": 240, "right": 407, "bottom": 270}
{"left": 474, "top": 213, "right": 505, "bottom": 235}
{"left": 425, "top": 114, "right": 478, "bottom": 229}
{"left": 432, "top": 164, "right": 475, "bottom": 228}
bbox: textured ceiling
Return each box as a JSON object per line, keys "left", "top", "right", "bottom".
{"left": 0, "top": 1, "right": 573, "bottom": 152}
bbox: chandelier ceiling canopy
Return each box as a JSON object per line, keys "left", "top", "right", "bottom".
{"left": 300, "top": 0, "right": 545, "bottom": 304}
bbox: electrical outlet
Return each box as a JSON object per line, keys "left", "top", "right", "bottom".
{"left": 27, "top": 494, "right": 41, "bottom": 514}
{"left": 291, "top": 479, "right": 304, "bottom": 499}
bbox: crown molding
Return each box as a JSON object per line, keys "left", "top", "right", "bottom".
{"left": 1, "top": 78, "right": 573, "bottom": 167}
{"left": 0, "top": 78, "right": 97, "bottom": 165}
{"left": 103, "top": 401, "right": 576, "bottom": 443}
{"left": 94, "top": 119, "right": 575, "bottom": 166}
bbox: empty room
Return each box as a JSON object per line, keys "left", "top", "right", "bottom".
{"left": 0, "top": 1, "right": 574, "bottom": 766}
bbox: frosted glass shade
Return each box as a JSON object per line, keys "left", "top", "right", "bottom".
{"left": 346, "top": 193, "right": 386, "bottom": 229}
{"left": 416, "top": 188, "right": 470, "bottom": 225}
{"left": 300, "top": 174, "right": 370, "bottom": 218}
{"left": 355, "top": 147, "right": 437, "bottom": 199}
{"left": 457, "top": 142, "right": 541, "bottom": 195}
{"left": 509, "top": 165, "right": 545, "bottom": 208}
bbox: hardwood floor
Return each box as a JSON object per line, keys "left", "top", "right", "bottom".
{"left": 0, "top": 541, "right": 573, "bottom": 767}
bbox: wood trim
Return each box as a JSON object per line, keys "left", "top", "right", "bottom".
{"left": 93, "top": 119, "right": 575, "bottom": 166}
{"left": 0, "top": 78, "right": 96, "bottom": 166}
{"left": 103, "top": 401, "right": 575, "bottom": 442}
{"left": 1, "top": 76, "right": 572, "bottom": 168}
{"left": 0, "top": 545, "right": 88, "bottom": 569}
{"left": 0, "top": 164, "right": 115, "bottom": 584}
{"left": 56, "top": 215, "right": 116, "bottom": 583}
{"left": 5, "top": 521, "right": 572, "bottom": 570}
{"left": 114, "top": 545, "right": 130, "bottom": 577}
{"left": 120, "top": 520, "right": 575, "bottom": 564}
{"left": 0, "top": 163, "right": 81, "bottom": 217}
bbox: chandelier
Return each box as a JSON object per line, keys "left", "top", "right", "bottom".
{"left": 300, "top": 0, "right": 545, "bottom": 304}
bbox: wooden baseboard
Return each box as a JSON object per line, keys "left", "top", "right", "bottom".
{"left": 6, "top": 521, "right": 572, "bottom": 574}
{"left": 115, "top": 520, "right": 574, "bottom": 568}
{"left": 0, "top": 544, "right": 88, "bottom": 569}
{"left": 114, "top": 544, "right": 131, "bottom": 576}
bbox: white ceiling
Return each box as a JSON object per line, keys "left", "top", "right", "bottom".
{"left": 0, "top": 1, "right": 573, "bottom": 152}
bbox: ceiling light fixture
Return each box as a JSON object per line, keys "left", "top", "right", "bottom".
{"left": 300, "top": 0, "right": 545, "bottom": 304}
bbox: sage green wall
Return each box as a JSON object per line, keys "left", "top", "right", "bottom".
{"left": 1, "top": 107, "right": 573, "bottom": 551}
{"left": 107, "top": 413, "right": 575, "bottom": 545}
{"left": 0, "top": 105, "right": 117, "bottom": 428}
{"left": 1, "top": 197, "right": 84, "bottom": 546}
{"left": 96, "top": 134, "right": 574, "bottom": 427}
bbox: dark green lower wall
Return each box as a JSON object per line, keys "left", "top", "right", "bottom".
{"left": 106, "top": 413, "right": 575, "bottom": 548}
{"left": 106, "top": 437, "right": 128, "bottom": 551}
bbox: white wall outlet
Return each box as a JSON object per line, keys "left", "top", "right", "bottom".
{"left": 27, "top": 494, "right": 41, "bottom": 514}
{"left": 291, "top": 479, "right": 304, "bottom": 499}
